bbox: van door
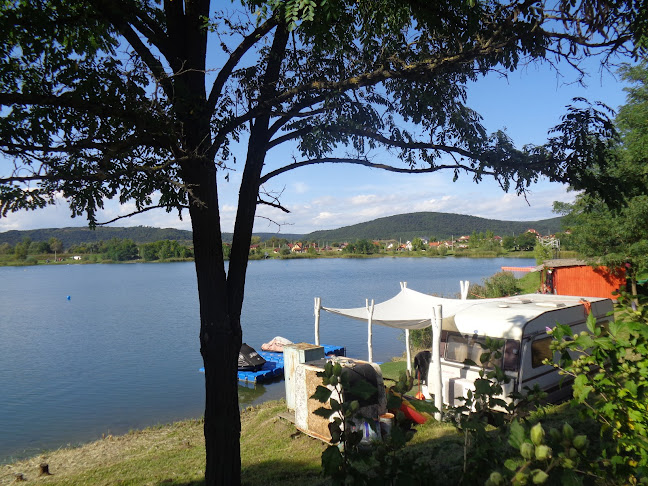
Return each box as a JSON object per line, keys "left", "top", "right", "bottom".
{"left": 519, "top": 334, "right": 571, "bottom": 403}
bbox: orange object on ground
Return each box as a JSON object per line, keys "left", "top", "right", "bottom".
{"left": 400, "top": 401, "right": 428, "bottom": 424}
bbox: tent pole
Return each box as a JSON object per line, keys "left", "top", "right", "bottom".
{"left": 314, "top": 297, "right": 321, "bottom": 345}
{"left": 405, "top": 329, "right": 412, "bottom": 373}
{"left": 460, "top": 280, "right": 470, "bottom": 300}
{"left": 366, "top": 299, "right": 375, "bottom": 362}
{"left": 432, "top": 305, "right": 443, "bottom": 421}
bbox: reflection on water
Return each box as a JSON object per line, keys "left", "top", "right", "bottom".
{"left": 238, "top": 380, "right": 285, "bottom": 407}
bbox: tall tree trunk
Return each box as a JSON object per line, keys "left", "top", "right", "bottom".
{"left": 175, "top": 10, "right": 287, "bottom": 486}
{"left": 183, "top": 157, "right": 242, "bottom": 485}
{"left": 162, "top": 2, "right": 240, "bottom": 480}
{"left": 228, "top": 23, "right": 289, "bottom": 314}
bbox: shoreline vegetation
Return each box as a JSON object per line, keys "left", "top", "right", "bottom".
{"left": 0, "top": 245, "right": 579, "bottom": 268}
{"left": 0, "top": 251, "right": 541, "bottom": 267}
{"left": 0, "top": 228, "right": 579, "bottom": 267}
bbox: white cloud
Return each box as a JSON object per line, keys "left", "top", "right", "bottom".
{"left": 313, "top": 211, "right": 336, "bottom": 222}
{"left": 1, "top": 167, "right": 579, "bottom": 237}
{"left": 349, "top": 194, "right": 380, "bottom": 205}
{"left": 248, "top": 176, "right": 579, "bottom": 234}
{"left": 293, "top": 182, "right": 309, "bottom": 194}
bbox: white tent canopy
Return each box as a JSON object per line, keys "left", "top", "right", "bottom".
{"left": 321, "top": 284, "right": 492, "bottom": 330}
{"left": 315, "top": 282, "right": 479, "bottom": 421}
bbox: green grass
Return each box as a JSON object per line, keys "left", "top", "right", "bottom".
{"left": 0, "top": 402, "right": 327, "bottom": 486}
{"left": 1, "top": 396, "right": 609, "bottom": 486}
{"left": 379, "top": 360, "right": 408, "bottom": 383}
{"left": 518, "top": 270, "right": 541, "bottom": 294}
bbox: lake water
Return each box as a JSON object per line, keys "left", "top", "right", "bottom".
{"left": 0, "top": 256, "right": 534, "bottom": 463}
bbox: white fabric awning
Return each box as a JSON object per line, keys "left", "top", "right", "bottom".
{"left": 321, "top": 287, "right": 499, "bottom": 330}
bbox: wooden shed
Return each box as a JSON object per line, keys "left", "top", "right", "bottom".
{"left": 540, "top": 259, "right": 626, "bottom": 300}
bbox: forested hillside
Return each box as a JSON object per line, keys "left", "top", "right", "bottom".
{"left": 0, "top": 226, "right": 303, "bottom": 248}
{"left": 0, "top": 226, "right": 194, "bottom": 248}
{"left": 0, "top": 212, "right": 563, "bottom": 248}
{"left": 305, "top": 212, "right": 563, "bottom": 242}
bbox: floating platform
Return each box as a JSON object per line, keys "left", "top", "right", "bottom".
{"left": 198, "top": 344, "right": 345, "bottom": 384}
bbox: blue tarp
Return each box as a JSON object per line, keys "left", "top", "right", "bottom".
{"left": 199, "top": 344, "right": 345, "bottom": 383}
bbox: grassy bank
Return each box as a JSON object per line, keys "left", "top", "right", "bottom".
{"left": 1, "top": 396, "right": 592, "bottom": 486}
{"left": 0, "top": 400, "right": 322, "bottom": 486}
{"left": 0, "top": 361, "right": 433, "bottom": 486}
{"left": 0, "top": 396, "right": 469, "bottom": 486}
{"left": 0, "top": 361, "right": 401, "bottom": 485}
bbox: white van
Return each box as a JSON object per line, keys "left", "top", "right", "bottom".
{"left": 421, "top": 294, "right": 613, "bottom": 407}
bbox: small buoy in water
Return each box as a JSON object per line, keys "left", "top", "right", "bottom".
{"left": 66, "top": 295, "right": 71, "bottom": 300}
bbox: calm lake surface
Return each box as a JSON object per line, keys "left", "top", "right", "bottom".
{"left": 0, "top": 256, "right": 534, "bottom": 463}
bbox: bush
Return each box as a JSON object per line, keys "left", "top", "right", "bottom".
{"left": 548, "top": 292, "right": 648, "bottom": 481}
{"left": 408, "top": 327, "right": 431, "bottom": 350}
{"left": 470, "top": 271, "right": 520, "bottom": 298}
{"left": 534, "top": 242, "right": 553, "bottom": 264}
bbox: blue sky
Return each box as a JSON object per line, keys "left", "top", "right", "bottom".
{"left": 0, "top": 54, "right": 631, "bottom": 236}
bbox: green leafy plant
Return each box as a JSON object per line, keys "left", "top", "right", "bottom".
{"left": 447, "top": 338, "right": 546, "bottom": 483}
{"left": 470, "top": 271, "right": 521, "bottom": 299}
{"left": 547, "top": 292, "right": 648, "bottom": 481}
{"left": 311, "top": 363, "right": 422, "bottom": 484}
{"left": 488, "top": 421, "right": 596, "bottom": 486}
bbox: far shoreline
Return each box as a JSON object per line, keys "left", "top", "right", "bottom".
{"left": 0, "top": 250, "right": 547, "bottom": 268}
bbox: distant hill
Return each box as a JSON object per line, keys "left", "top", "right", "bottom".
{"left": 304, "top": 212, "right": 563, "bottom": 242}
{"left": 0, "top": 226, "right": 195, "bottom": 248}
{"left": 0, "top": 212, "right": 563, "bottom": 248}
{"left": 0, "top": 226, "right": 303, "bottom": 248}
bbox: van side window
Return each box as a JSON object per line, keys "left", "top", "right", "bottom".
{"left": 445, "top": 333, "right": 502, "bottom": 368}
{"left": 503, "top": 340, "right": 520, "bottom": 371}
{"left": 531, "top": 337, "right": 553, "bottom": 368}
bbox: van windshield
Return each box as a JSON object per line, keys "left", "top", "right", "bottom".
{"left": 444, "top": 333, "right": 503, "bottom": 368}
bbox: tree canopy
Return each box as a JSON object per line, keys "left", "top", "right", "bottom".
{"left": 555, "top": 62, "right": 648, "bottom": 295}
{"left": 1, "top": 1, "right": 645, "bottom": 484}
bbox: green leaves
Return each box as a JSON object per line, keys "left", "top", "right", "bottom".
{"left": 548, "top": 293, "right": 648, "bottom": 480}
{"left": 321, "top": 444, "right": 344, "bottom": 477}
{"left": 509, "top": 420, "right": 527, "bottom": 449}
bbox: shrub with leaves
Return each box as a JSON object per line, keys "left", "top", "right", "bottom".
{"left": 548, "top": 292, "right": 648, "bottom": 481}
{"left": 470, "top": 271, "right": 521, "bottom": 299}
{"left": 488, "top": 421, "right": 595, "bottom": 486}
{"left": 311, "top": 362, "right": 421, "bottom": 485}
{"left": 447, "top": 338, "right": 546, "bottom": 483}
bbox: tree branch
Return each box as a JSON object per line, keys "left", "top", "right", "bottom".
{"left": 267, "top": 127, "right": 313, "bottom": 149}
{"left": 116, "top": 22, "right": 175, "bottom": 98}
{"left": 259, "top": 156, "right": 500, "bottom": 184}
{"left": 257, "top": 196, "right": 290, "bottom": 213}
{"left": 95, "top": 203, "right": 188, "bottom": 225}
{"left": 212, "top": 38, "right": 519, "bottom": 147}
{"left": 206, "top": 15, "right": 279, "bottom": 116}
{"left": 0, "top": 92, "right": 128, "bottom": 116}
{"left": 2, "top": 134, "right": 169, "bottom": 155}
{"left": 322, "top": 126, "right": 479, "bottom": 158}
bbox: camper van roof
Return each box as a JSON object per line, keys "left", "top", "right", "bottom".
{"left": 452, "top": 293, "right": 609, "bottom": 340}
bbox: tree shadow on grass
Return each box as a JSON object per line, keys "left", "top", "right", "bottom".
{"left": 149, "top": 458, "right": 327, "bottom": 486}
{"left": 241, "top": 459, "right": 329, "bottom": 486}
